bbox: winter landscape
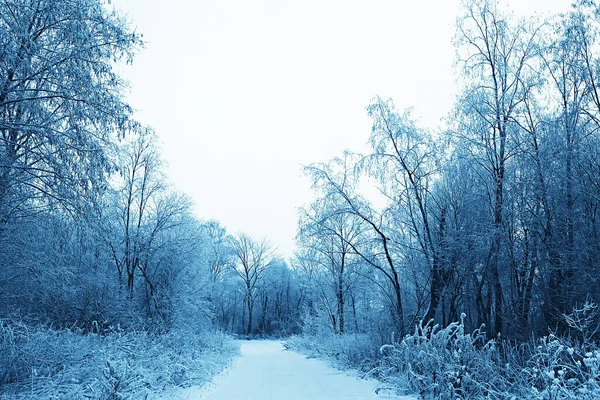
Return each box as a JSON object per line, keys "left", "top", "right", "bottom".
{"left": 2, "top": 0, "right": 600, "bottom": 399}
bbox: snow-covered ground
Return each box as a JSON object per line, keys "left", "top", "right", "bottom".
{"left": 163, "top": 340, "right": 415, "bottom": 400}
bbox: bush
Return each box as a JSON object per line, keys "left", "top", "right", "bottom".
{"left": 522, "top": 334, "right": 600, "bottom": 399}
{"left": 286, "top": 332, "right": 380, "bottom": 374}
{"left": 377, "top": 314, "right": 600, "bottom": 399}
{"left": 378, "top": 315, "right": 508, "bottom": 398}
{"left": 0, "top": 320, "right": 237, "bottom": 399}
{"left": 289, "top": 311, "right": 600, "bottom": 399}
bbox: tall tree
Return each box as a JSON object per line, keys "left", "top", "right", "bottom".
{"left": 366, "top": 97, "right": 444, "bottom": 325}
{"left": 455, "top": 0, "right": 541, "bottom": 335}
{"left": 0, "top": 0, "right": 141, "bottom": 221}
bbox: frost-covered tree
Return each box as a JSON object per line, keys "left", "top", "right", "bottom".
{"left": 366, "top": 97, "right": 444, "bottom": 325}
{"left": 305, "top": 154, "right": 409, "bottom": 336}
{"left": 297, "top": 186, "right": 364, "bottom": 334}
{"left": 0, "top": 0, "right": 146, "bottom": 328}
{"left": 229, "top": 233, "right": 277, "bottom": 335}
{"left": 0, "top": 0, "right": 142, "bottom": 221}
{"left": 99, "top": 130, "right": 195, "bottom": 323}
{"left": 455, "top": 0, "right": 542, "bottom": 335}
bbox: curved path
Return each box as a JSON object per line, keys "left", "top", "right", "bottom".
{"left": 169, "top": 340, "right": 414, "bottom": 400}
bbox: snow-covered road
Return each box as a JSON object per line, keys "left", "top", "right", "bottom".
{"left": 168, "top": 340, "right": 414, "bottom": 400}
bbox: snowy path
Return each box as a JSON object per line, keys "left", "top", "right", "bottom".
{"left": 167, "top": 340, "right": 415, "bottom": 400}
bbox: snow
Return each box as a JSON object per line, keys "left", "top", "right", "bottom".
{"left": 163, "top": 340, "right": 415, "bottom": 400}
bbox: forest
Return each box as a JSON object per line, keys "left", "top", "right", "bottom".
{"left": 1, "top": 0, "right": 600, "bottom": 399}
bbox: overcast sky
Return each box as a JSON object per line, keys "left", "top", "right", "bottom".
{"left": 114, "top": 0, "right": 571, "bottom": 258}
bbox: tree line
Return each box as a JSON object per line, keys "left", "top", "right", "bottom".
{"left": 294, "top": 0, "right": 600, "bottom": 342}
{"left": 3, "top": 0, "right": 600, "bottom": 352}
{"left": 0, "top": 0, "right": 301, "bottom": 338}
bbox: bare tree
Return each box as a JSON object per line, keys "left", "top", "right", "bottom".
{"left": 455, "top": 0, "right": 542, "bottom": 335}
{"left": 229, "top": 233, "right": 277, "bottom": 335}
{"left": 297, "top": 194, "right": 364, "bottom": 334}
{"left": 305, "top": 154, "right": 408, "bottom": 337}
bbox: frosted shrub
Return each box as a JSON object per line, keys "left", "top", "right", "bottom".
{"left": 0, "top": 320, "right": 20, "bottom": 385}
{"left": 286, "top": 332, "right": 379, "bottom": 373}
{"left": 298, "top": 310, "right": 334, "bottom": 338}
{"left": 522, "top": 335, "right": 599, "bottom": 399}
{"left": 289, "top": 309, "right": 600, "bottom": 399}
{"left": 519, "top": 301, "right": 600, "bottom": 399}
{"left": 380, "top": 311, "right": 600, "bottom": 399}
{"left": 378, "top": 314, "right": 508, "bottom": 399}
{"left": 100, "top": 359, "right": 147, "bottom": 399}
{"left": 286, "top": 311, "right": 378, "bottom": 370}
{"left": 0, "top": 321, "right": 237, "bottom": 399}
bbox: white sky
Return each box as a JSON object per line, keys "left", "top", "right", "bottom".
{"left": 114, "top": 0, "right": 571, "bottom": 258}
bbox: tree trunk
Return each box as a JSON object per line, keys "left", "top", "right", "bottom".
{"left": 246, "top": 293, "right": 253, "bottom": 335}
{"left": 337, "top": 256, "right": 345, "bottom": 334}
{"left": 424, "top": 257, "right": 443, "bottom": 324}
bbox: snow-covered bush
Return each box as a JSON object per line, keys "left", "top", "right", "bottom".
{"left": 286, "top": 332, "right": 380, "bottom": 373}
{"left": 377, "top": 314, "right": 510, "bottom": 398}
{"left": 522, "top": 334, "right": 600, "bottom": 399}
{"left": 290, "top": 308, "right": 600, "bottom": 399}
{"left": 517, "top": 302, "right": 600, "bottom": 399}
{"left": 0, "top": 320, "right": 237, "bottom": 399}
{"left": 378, "top": 311, "right": 600, "bottom": 399}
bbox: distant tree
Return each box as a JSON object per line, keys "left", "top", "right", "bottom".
{"left": 305, "top": 154, "right": 408, "bottom": 336}
{"left": 297, "top": 191, "right": 364, "bottom": 334}
{"left": 255, "top": 259, "right": 302, "bottom": 335}
{"left": 229, "top": 233, "right": 277, "bottom": 335}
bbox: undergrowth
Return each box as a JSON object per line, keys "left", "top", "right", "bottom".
{"left": 0, "top": 320, "right": 237, "bottom": 399}
{"left": 288, "top": 310, "right": 600, "bottom": 399}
